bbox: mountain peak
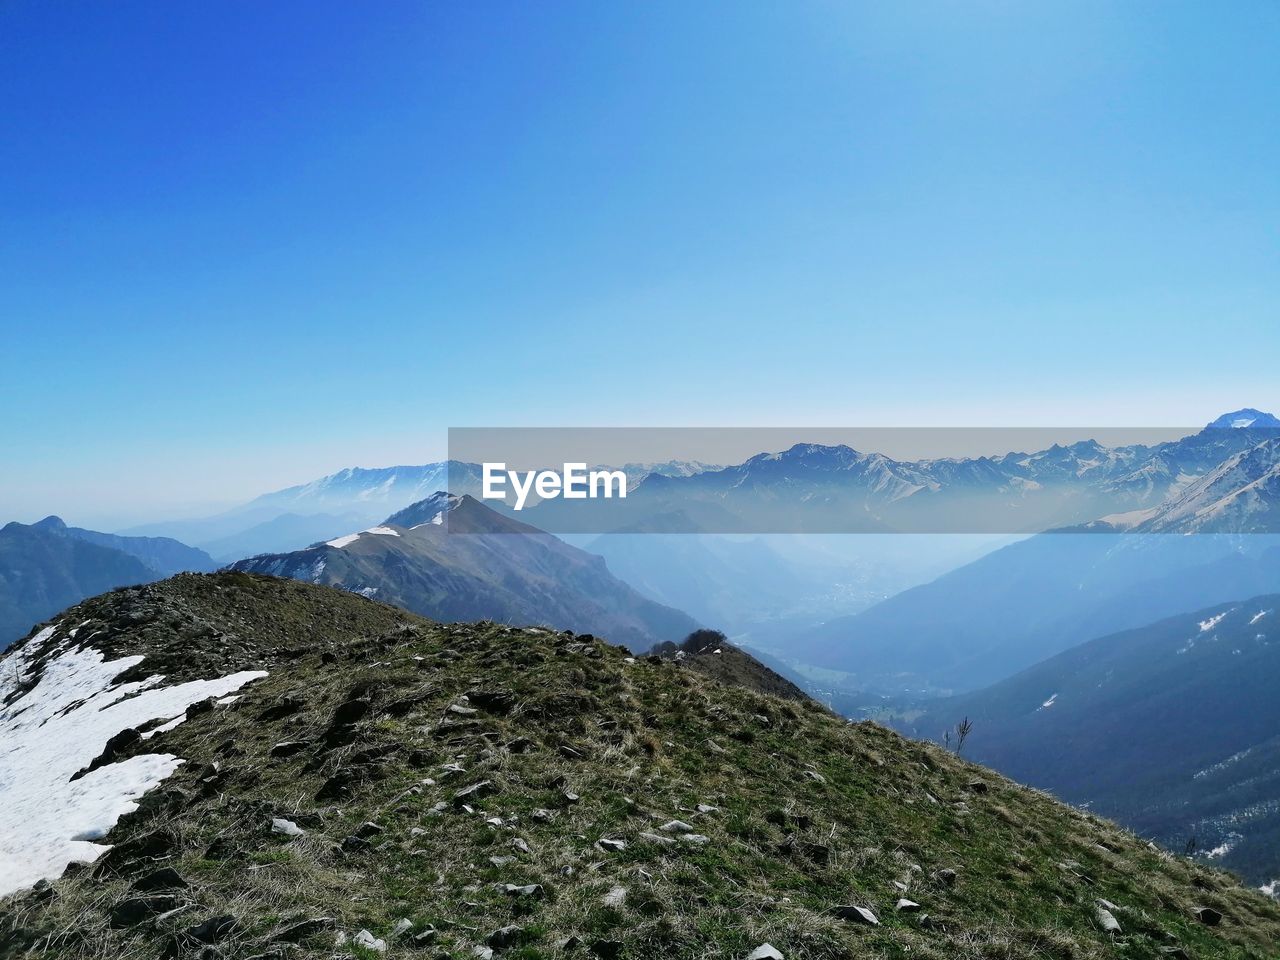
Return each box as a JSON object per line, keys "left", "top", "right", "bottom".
{"left": 383, "top": 490, "right": 461, "bottom": 527}
{"left": 32, "top": 515, "right": 67, "bottom": 532}
{"left": 1205, "top": 408, "right": 1280, "bottom": 430}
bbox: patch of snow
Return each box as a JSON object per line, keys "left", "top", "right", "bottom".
{"left": 1262, "top": 879, "right": 1280, "bottom": 898}
{"left": 1205, "top": 842, "right": 1231, "bottom": 859}
{"left": 1199, "top": 612, "right": 1227, "bottom": 633}
{"left": 1194, "top": 747, "right": 1253, "bottom": 780}
{"left": 1038, "top": 693, "right": 1058, "bottom": 710}
{"left": 0, "top": 624, "right": 266, "bottom": 896}
{"left": 1095, "top": 508, "right": 1157, "bottom": 530}
{"left": 139, "top": 714, "right": 187, "bottom": 740}
{"left": 1251, "top": 610, "right": 1270, "bottom": 625}
{"left": 326, "top": 526, "right": 401, "bottom": 549}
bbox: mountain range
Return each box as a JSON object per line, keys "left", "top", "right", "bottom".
{"left": 524, "top": 412, "right": 1280, "bottom": 535}
{"left": 900, "top": 596, "right": 1280, "bottom": 888}
{"left": 122, "top": 460, "right": 720, "bottom": 561}
{"left": 229, "top": 492, "right": 698, "bottom": 651}
{"left": 789, "top": 531, "right": 1280, "bottom": 694}
{"left": 785, "top": 419, "right": 1280, "bottom": 694}
{"left": 0, "top": 517, "right": 216, "bottom": 650}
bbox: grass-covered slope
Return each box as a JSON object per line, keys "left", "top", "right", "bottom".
{"left": 900, "top": 595, "right": 1280, "bottom": 887}
{"left": 3, "top": 573, "right": 1279, "bottom": 959}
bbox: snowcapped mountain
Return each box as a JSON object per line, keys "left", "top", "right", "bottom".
{"left": 241, "top": 462, "right": 482, "bottom": 517}
{"left": 1129, "top": 438, "right": 1280, "bottom": 534}
{"left": 230, "top": 493, "right": 698, "bottom": 650}
{"left": 120, "top": 409, "right": 1280, "bottom": 554}
{"left": 1206, "top": 408, "right": 1280, "bottom": 430}
{"left": 528, "top": 412, "right": 1280, "bottom": 535}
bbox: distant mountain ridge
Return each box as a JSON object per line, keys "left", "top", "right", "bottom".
{"left": 789, "top": 521, "right": 1280, "bottom": 694}
{"left": 0, "top": 520, "right": 159, "bottom": 649}
{"left": 528, "top": 413, "right": 1280, "bottom": 534}
{"left": 900, "top": 595, "right": 1280, "bottom": 886}
{"left": 1206, "top": 408, "right": 1280, "bottom": 430}
{"left": 230, "top": 493, "right": 699, "bottom": 650}
{"left": 123, "top": 460, "right": 721, "bottom": 560}
{"left": 33, "top": 516, "right": 217, "bottom": 576}
{"left": 1119, "top": 438, "right": 1280, "bottom": 534}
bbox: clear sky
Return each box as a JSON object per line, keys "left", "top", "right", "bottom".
{"left": 2, "top": 1, "right": 1278, "bottom": 527}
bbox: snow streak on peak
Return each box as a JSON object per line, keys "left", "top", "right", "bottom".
{"left": 324, "top": 526, "right": 403, "bottom": 549}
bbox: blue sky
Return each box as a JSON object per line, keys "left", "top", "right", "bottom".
{"left": 2, "top": 1, "right": 1278, "bottom": 526}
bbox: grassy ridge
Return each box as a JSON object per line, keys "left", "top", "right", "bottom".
{"left": 2, "top": 573, "right": 1279, "bottom": 958}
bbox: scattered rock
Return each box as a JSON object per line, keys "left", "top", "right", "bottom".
{"left": 487, "top": 925, "right": 524, "bottom": 948}
{"left": 270, "top": 741, "right": 309, "bottom": 759}
{"left": 110, "top": 895, "right": 184, "bottom": 928}
{"left": 469, "top": 690, "right": 515, "bottom": 714}
{"left": 933, "top": 867, "right": 958, "bottom": 887}
{"left": 271, "top": 818, "right": 306, "bottom": 837}
{"left": 659, "top": 820, "right": 695, "bottom": 833}
{"left": 831, "top": 904, "right": 879, "bottom": 926}
{"left": 316, "top": 769, "right": 360, "bottom": 801}
{"left": 1095, "top": 904, "right": 1122, "bottom": 934}
{"left": 189, "top": 915, "right": 237, "bottom": 944}
{"left": 603, "top": 885, "right": 627, "bottom": 907}
{"left": 132, "top": 868, "right": 189, "bottom": 892}
{"left": 511, "top": 837, "right": 532, "bottom": 855}
{"left": 353, "top": 928, "right": 388, "bottom": 953}
{"left": 410, "top": 928, "right": 438, "bottom": 947}
{"left": 392, "top": 918, "right": 414, "bottom": 937}
{"left": 589, "top": 939, "right": 623, "bottom": 959}
{"left": 274, "top": 918, "right": 335, "bottom": 943}
{"left": 71, "top": 727, "right": 141, "bottom": 781}
{"left": 746, "top": 946, "right": 784, "bottom": 960}
{"left": 502, "top": 883, "right": 545, "bottom": 898}
{"left": 453, "top": 780, "right": 496, "bottom": 806}
{"left": 967, "top": 780, "right": 988, "bottom": 794}
{"left": 596, "top": 838, "right": 627, "bottom": 852}
{"left": 1192, "top": 905, "right": 1223, "bottom": 926}
{"left": 895, "top": 898, "right": 921, "bottom": 913}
